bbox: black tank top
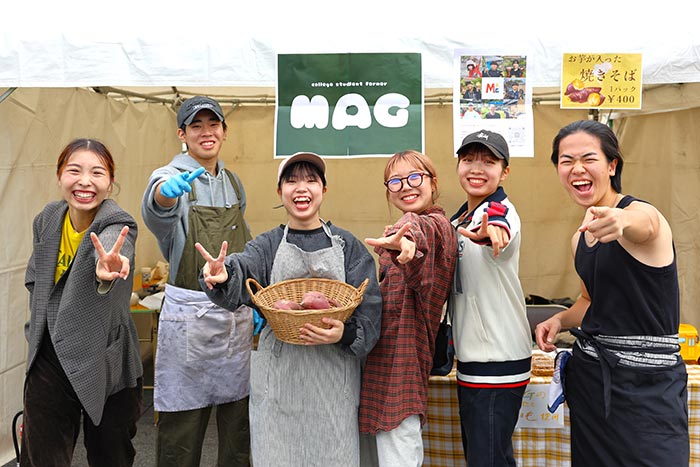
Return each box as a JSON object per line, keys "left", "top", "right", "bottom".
{"left": 575, "top": 195, "right": 679, "bottom": 336}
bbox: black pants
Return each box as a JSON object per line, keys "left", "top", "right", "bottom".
{"left": 21, "top": 335, "right": 143, "bottom": 467}
{"left": 457, "top": 383, "right": 526, "bottom": 467}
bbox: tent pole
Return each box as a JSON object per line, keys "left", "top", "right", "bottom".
{"left": 88, "top": 87, "right": 565, "bottom": 106}
{"left": 0, "top": 87, "right": 17, "bottom": 103}
{"left": 92, "top": 87, "right": 172, "bottom": 104}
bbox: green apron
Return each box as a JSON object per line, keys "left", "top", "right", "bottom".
{"left": 154, "top": 168, "right": 254, "bottom": 412}
{"left": 174, "top": 169, "right": 252, "bottom": 290}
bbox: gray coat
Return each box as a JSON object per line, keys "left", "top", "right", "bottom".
{"left": 25, "top": 199, "right": 143, "bottom": 425}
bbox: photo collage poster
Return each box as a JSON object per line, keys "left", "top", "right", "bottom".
{"left": 453, "top": 50, "right": 534, "bottom": 158}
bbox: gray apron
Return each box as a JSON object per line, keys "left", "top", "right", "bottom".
{"left": 250, "top": 222, "right": 361, "bottom": 467}
{"left": 154, "top": 169, "right": 253, "bottom": 412}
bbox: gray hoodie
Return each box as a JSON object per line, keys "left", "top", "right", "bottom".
{"left": 141, "top": 152, "right": 247, "bottom": 282}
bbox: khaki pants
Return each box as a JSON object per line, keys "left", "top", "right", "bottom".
{"left": 156, "top": 397, "right": 250, "bottom": 467}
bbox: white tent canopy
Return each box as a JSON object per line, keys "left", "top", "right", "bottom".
{"left": 2, "top": 1, "right": 700, "bottom": 89}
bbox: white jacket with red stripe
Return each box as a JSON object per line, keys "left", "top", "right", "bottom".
{"left": 450, "top": 188, "right": 532, "bottom": 385}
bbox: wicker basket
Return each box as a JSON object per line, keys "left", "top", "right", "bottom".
{"left": 245, "top": 277, "right": 369, "bottom": 345}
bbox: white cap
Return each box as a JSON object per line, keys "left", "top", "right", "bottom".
{"left": 277, "top": 152, "right": 326, "bottom": 183}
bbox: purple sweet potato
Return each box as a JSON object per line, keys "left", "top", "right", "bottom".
{"left": 300, "top": 291, "right": 331, "bottom": 310}
{"left": 567, "top": 85, "right": 605, "bottom": 105}
{"left": 274, "top": 299, "right": 302, "bottom": 310}
{"left": 565, "top": 79, "right": 585, "bottom": 95}
{"left": 567, "top": 89, "right": 590, "bottom": 103}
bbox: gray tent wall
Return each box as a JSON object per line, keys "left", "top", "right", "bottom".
{"left": 1, "top": 85, "right": 699, "bottom": 464}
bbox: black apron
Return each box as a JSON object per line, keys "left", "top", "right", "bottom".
{"left": 567, "top": 336, "right": 689, "bottom": 467}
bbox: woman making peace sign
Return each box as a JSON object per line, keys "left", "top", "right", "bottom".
{"left": 21, "top": 139, "right": 143, "bottom": 467}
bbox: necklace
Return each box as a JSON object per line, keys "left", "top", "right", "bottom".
{"left": 610, "top": 193, "right": 621, "bottom": 208}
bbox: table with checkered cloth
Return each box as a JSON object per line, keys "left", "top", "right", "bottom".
{"left": 423, "top": 363, "right": 700, "bottom": 467}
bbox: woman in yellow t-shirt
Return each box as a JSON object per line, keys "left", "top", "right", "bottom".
{"left": 21, "top": 138, "right": 143, "bottom": 467}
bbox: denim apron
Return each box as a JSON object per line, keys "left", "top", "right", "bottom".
{"left": 154, "top": 170, "right": 253, "bottom": 412}
{"left": 250, "top": 222, "right": 362, "bottom": 467}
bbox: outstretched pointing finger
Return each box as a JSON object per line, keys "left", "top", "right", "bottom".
{"left": 456, "top": 226, "right": 471, "bottom": 238}
{"left": 195, "top": 241, "right": 228, "bottom": 262}
{"left": 216, "top": 241, "right": 228, "bottom": 260}
{"left": 458, "top": 213, "right": 489, "bottom": 240}
{"left": 186, "top": 167, "right": 206, "bottom": 183}
{"left": 478, "top": 213, "right": 489, "bottom": 233}
{"left": 89, "top": 226, "right": 129, "bottom": 258}
{"left": 90, "top": 232, "right": 107, "bottom": 257}
{"left": 394, "top": 222, "right": 412, "bottom": 238}
{"left": 364, "top": 237, "right": 381, "bottom": 248}
{"left": 195, "top": 242, "right": 215, "bottom": 262}
{"left": 578, "top": 206, "right": 599, "bottom": 232}
{"left": 109, "top": 226, "right": 130, "bottom": 255}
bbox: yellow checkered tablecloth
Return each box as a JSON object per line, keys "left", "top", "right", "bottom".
{"left": 423, "top": 363, "right": 700, "bottom": 467}
{"left": 689, "top": 364, "right": 700, "bottom": 465}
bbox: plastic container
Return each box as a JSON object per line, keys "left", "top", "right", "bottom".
{"left": 141, "top": 267, "right": 151, "bottom": 287}
{"left": 679, "top": 323, "right": 700, "bottom": 363}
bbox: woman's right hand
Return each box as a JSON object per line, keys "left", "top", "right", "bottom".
{"left": 535, "top": 316, "right": 562, "bottom": 352}
{"left": 195, "top": 241, "right": 229, "bottom": 290}
{"left": 365, "top": 223, "right": 416, "bottom": 264}
{"left": 458, "top": 213, "right": 510, "bottom": 257}
{"left": 90, "top": 226, "right": 131, "bottom": 281}
{"left": 299, "top": 317, "right": 344, "bottom": 345}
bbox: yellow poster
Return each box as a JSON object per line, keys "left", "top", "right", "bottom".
{"left": 561, "top": 53, "right": 642, "bottom": 109}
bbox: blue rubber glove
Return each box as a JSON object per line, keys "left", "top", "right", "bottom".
{"left": 160, "top": 167, "right": 205, "bottom": 198}
{"left": 252, "top": 309, "right": 266, "bottom": 336}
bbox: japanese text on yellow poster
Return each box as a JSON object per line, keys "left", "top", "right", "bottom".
{"left": 561, "top": 53, "right": 642, "bottom": 110}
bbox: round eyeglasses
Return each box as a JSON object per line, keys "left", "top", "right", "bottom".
{"left": 384, "top": 172, "right": 432, "bottom": 192}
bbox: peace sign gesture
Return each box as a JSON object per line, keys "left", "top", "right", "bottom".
{"left": 195, "top": 241, "right": 229, "bottom": 290}
{"left": 458, "top": 212, "right": 510, "bottom": 257}
{"left": 365, "top": 222, "right": 416, "bottom": 264}
{"left": 90, "top": 226, "right": 131, "bottom": 281}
